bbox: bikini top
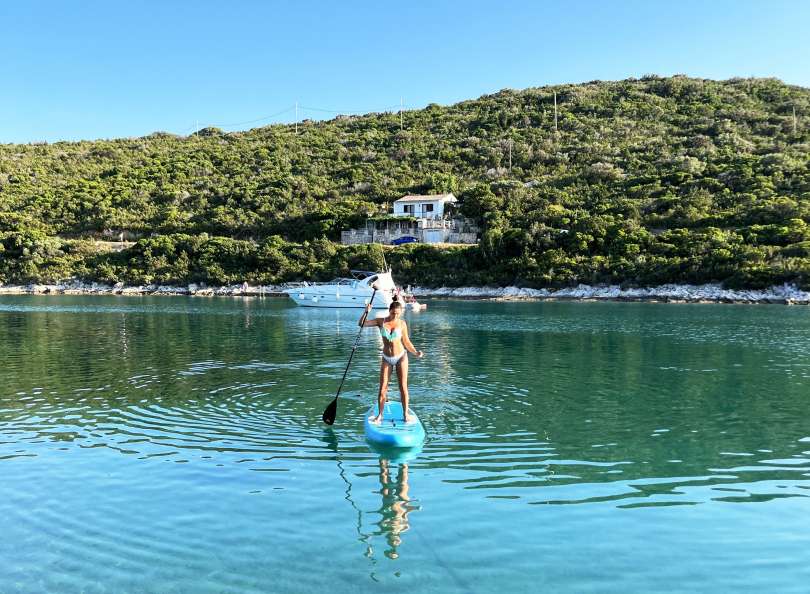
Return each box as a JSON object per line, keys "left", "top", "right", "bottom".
{"left": 379, "top": 323, "right": 402, "bottom": 341}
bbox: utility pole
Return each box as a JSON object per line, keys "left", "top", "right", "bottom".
{"left": 295, "top": 102, "right": 298, "bottom": 134}
{"left": 400, "top": 97, "right": 403, "bottom": 131}
{"left": 508, "top": 139, "right": 512, "bottom": 172}
{"left": 553, "top": 91, "right": 558, "bottom": 132}
{"left": 793, "top": 105, "right": 797, "bottom": 134}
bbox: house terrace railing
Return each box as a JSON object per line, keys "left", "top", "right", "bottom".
{"left": 342, "top": 216, "right": 479, "bottom": 245}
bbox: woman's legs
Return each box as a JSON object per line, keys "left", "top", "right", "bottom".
{"left": 372, "top": 360, "right": 391, "bottom": 423}
{"left": 395, "top": 355, "right": 411, "bottom": 422}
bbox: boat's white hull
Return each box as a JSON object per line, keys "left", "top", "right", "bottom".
{"left": 285, "top": 289, "right": 392, "bottom": 308}
{"left": 283, "top": 271, "right": 397, "bottom": 309}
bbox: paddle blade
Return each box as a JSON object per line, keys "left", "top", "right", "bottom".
{"left": 322, "top": 397, "right": 338, "bottom": 425}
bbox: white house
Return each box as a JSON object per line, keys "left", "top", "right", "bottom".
{"left": 392, "top": 193, "right": 457, "bottom": 219}
{"left": 341, "top": 191, "right": 477, "bottom": 245}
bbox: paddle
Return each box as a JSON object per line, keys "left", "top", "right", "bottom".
{"left": 322, "top": 287, "right": 378, "bottom": 425}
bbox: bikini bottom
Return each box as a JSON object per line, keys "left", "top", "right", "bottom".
{"left": 381, "top": 351, "right": 407, "bottom": 367}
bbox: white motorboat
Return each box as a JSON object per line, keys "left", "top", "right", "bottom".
{"left": 283, "top": 270, "right": 396, "bottom": 308}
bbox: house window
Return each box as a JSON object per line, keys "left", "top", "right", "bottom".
{"left": 404, "top": 204, "right": 414, "bottom": 215}
{"left": 424, "top": 204, "right": 434, "bottom": 213}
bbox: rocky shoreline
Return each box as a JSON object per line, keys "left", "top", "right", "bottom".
{"left": 0, "top": 281, "right": 287, "bottom": 297}
{"left": 411, "top": 283, "right": 810, "bottom": 305}
{"left": 1, "top": 280, "right": 809, "bottom": 305}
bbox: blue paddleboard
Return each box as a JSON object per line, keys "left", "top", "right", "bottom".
{"left": 364, "top": 401, "right": 426, "bottom": 448}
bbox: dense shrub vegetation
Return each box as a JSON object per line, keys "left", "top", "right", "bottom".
{"left": 1, "top": 75, "right": 809, "bottom": 288}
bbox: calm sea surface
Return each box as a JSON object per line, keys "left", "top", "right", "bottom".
{"left": 2, "top": 296, "right": 810, "bottom": 593}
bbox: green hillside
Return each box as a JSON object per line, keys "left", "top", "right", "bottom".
{"left": 1, "top": 75, "right": 809, "bottom": 288}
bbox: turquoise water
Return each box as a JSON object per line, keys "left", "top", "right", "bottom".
{"left": 2, "top": 296, "right": 810, "bottom": 593}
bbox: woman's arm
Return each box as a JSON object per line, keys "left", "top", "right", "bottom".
{"left": 359, "top": 303, "right": 380, "bottom": 327}
{"left": 401, "top": 322, "right": 424, "bottom": 357}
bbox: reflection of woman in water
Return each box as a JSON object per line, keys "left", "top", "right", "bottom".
{"left": 377, "top": 458, "right": 418, "bottom": 559}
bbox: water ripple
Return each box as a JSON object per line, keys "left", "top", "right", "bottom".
{"left": 3, "top": 296, "right": 810, "bottom": 592}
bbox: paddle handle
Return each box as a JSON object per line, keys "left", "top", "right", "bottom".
{"left": 333, "top": 288, "right": 377, "bottom": 400}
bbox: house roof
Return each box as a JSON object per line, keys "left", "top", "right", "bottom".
{"left": 394, "top": 193, "right": 457, "bottom": 203}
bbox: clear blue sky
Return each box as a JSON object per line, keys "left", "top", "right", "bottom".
{"left": 1, "top": 0, "right": 808, "bottom": 143}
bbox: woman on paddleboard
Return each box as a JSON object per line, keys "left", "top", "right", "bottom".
{"left": 360, "top": 299, "right": 424, "bottom": 424}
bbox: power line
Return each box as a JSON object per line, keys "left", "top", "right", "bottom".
{"left": 217, "top": 106, "right": 296, "bottom": 128}
{"left": 300, "top": 103, "right": 402, "bottom": 115}
{"left": 181, "top": 100, "right": 408, "bottom": 136}
{"left": 181, "top": 106, "right": 298, "bottom": 136}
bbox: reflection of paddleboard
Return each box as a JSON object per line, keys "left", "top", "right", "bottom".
{"left": 367, "top": 440, "right": 423, "bottom": 463}
{"left": 365, "top": 401, "right": 426, "bottom": 448}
